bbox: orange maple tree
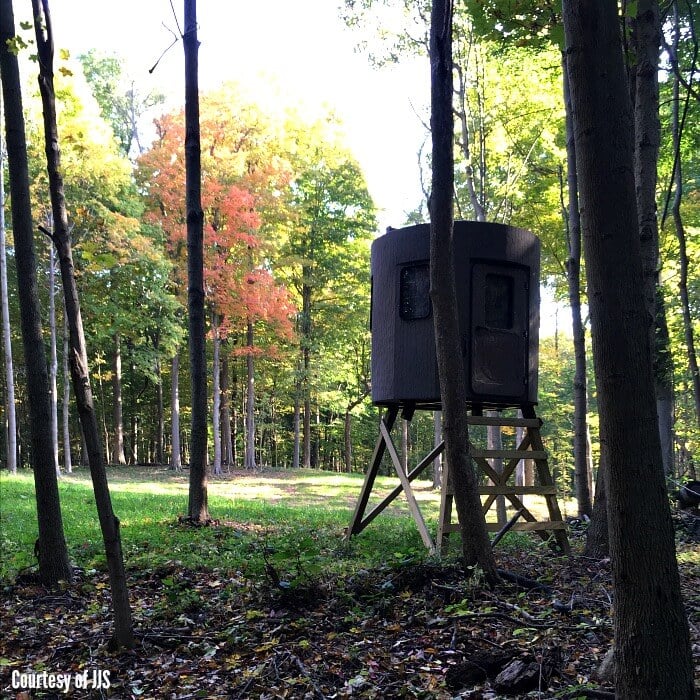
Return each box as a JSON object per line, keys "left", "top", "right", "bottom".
{"left": 137, "top": 98, "right": 296, "bottom": 357}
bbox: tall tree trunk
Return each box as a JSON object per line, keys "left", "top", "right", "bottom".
{"left": 429, "top": 0, "right": 497, "bottom": 581}
{"left": 301, "top": 282, "right": 312, "bottom": 469}
{"left": 432, "top": 411, "right": 442, "bottom": 489}
{"left": 184, "top": 0, "right": 209, "bottom": 521}
{"left": 293, "top": 381, "right": 301, "bottom": 469}
{"left": 62, "top": 312, "right": 72, "bottom": 473}
{"left": 633, "top": 0, "right": 675, "bottom": 475}
{"left": 220, "top": 353, "right": 232, "bottom": 469}
{"left": 244, "top": 321, "right": 256, "bottom": 470}
{"left": 401, "top": 418, "right": 409, "bottom": 473}
{"left": 211, "top": 313, "right": 222, "bottom": 475}
{"left": 584, "top": 450, "right": 609, "bottom": 558}
{"left": 155, "top": 357, "right": 164, "bottom": 465}
{"left": 0, "top": 0, "right": 72, "bottom": 584}
{"left": 486, "top": 411, "right": 507, "bottom": 525}
{"left": 454, "top": 59, "right": 486, "bottom": 222}
{"left": 48, "top": 237, "right": 60, "bottom": 476}
{"left": 344, "top": 409, "right": 352, "bottom": 473}
{"left": 170, "top": 352, "right": 181, "bottom": 471}
{"left": 112, "top": 332, "right": 126, "bottom": 465}
{"left": 670, "top": 14, "right": 700, "bottom": 430}
{"left": 0, "top": 101, "right": 17, "bottom": 475}
{"left": 515, "top": 414, "right": 525, "bottom": 500}
{"left": 562, "top": 1, "right": 693, "bottom": 693}
{"left": 32, "top": 0, "right": 134, "bottom": 648}
{"left": 562, "top": 60, "right": 592, "bottom": 518}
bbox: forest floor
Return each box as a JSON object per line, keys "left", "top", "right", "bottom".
{"left": 0, "top": 468, "right": 698, "bottom": 699}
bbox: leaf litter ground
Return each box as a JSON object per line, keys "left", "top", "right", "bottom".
{"left": 1, "top": 522, "right": 698, "bottom": 699}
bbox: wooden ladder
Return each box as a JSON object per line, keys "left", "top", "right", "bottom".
{"left": 437, "top": 406, "right": 569, "bottom": 553}
{"left": 346, "top": 404, "right": 569, "bottom": 554}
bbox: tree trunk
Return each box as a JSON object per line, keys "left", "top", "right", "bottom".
{"left": 562, "top": 59, "right": 592, "bottom": 518}
{"left": 244, "top": 321, "right": 256, "bottom": 470}
{"left": 293, "top": 386, "right": 301, "bottom": 470}
{"left": 211, "top": 314, "right": 222, "bottom": 475}
{"left": 112, "top": 333, "right": 126, "bottom": 465}
{"left": 401, "top": 418, "right": 409, "bottom": 473}
{"left": 0, "top": 102, "right": 17, "bottom": 475}
{"left": 584, "top": 451, "right": 609, "bottom": 558}
{"left": 670, "top": 17, "right": 700, "bottom": 431}
{"left": 486, "top": 412, "right": 507, "bottom": 525}
{"left": 429, "top": 0, "right": 497, "bottom": 581}
{"left": 562, "top": 1, "right": 693, "bottom": 693}
{"left": 220, "top": 353, "right": 233, "bottom": 469}
{"left": 632, "top": 0, "right": 675, "bottom": 476}
{"left": 301, "top": 282, "right": 312, "bottom": 469}
{"left": 454, "top": 60, "right": 486, "bottom": 222}
{"left": 170, "top": 352, "right": 181, "bottom": 470}
{"left": 155, "top": 357, "right": 164, "bottom": 465}
{"left": 62, "top": 312, "right": 72, "bottom": 473}
{"left": 344, "top": 409, "right": 352, "bottom": 473}
{"left": 31, "top": 0, "right": 134, "bottom": 648}
{"left": 184, "top": 0, "right": 209, "bottom": 521}
{"left": 48, "top": 237, "right": 60, "bottom": 476}
{"left": 0, "top": 0, "right": 72, "bottom": 584}
{"left": 432, "top": 411, "right": 442, "bottom": 489}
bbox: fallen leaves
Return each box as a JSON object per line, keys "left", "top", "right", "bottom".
{"left": 0, "top": 540, "right": 697, "bottom": 698}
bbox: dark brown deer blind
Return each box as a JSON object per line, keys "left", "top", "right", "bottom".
{"left": 371, "top": 221, "right": 540, "bottom": 410}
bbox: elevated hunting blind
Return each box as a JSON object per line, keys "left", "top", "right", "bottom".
{"left": 348, "top": 220, "right": 569, "bottom": 554}
{"left": 370, "top": 221, "right": 540, "bottom": 410}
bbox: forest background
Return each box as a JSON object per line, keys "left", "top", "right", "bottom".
{"left": 1, "top": 0, "right": 699, "bottom": 501}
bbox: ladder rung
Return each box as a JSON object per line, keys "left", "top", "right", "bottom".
{"left": 478, "top": 485, "right": 557, "bottom": 495}
{"left": 467, "top": 416, "right": 542, "bottom": 428}
{"left": 471, "top": 449, "right": 547, "bottom": 460}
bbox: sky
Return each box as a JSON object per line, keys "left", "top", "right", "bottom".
{"left": 15, "top": 0, "right": 431, "bottom": 233}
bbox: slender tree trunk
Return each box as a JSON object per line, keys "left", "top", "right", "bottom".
{"left": 184, "top": 0, "right": 209, "bottom": 520}
{"left": 62, "top": 312, "right": 72, "bottom": 473}
{"left": 454, "top": 61, "right": 486, "bottom": 222}
{"left": 432, "top": 411, "right": 442, "bottom": 489}
{"left": 562, "top": 1, "right": 693, "bottom": 693}
{"left": 562, "top": 60, "right": 592, "bottom": 518}
{"left": 0, "top": 103, "right": 17, "bottom": 475}
{"left": 244, "top": 321, "right": 256, "bottom": 470}
{"left": 584, "top": 451, "right": 609, "bottom": 558}
{"left": 220, "top": 353, "right": 232, "bottom": 469}
{"left": 155, "top": 357, "right": 164, "bottom": 465}
{"left": 170, "top": 352, "right": 181, "bottom": 471}
{"left": 48, "top": 237, "right": 60, "bottom": 476}
{"left": 486, "top": 411, "right": 507, "bottom": 525}
{"left": 112, "top": 333, "right": 126, "bottom": 465}
{"left": 670, "top": 22, "right": 700, "bottom": 429}
{"left": 211, "top": 314, "right": 222, "bottom": 475}
{"left": 515, "top": 415, "right": 525, "bottom": 501}
{"left": 0, "top": 0, "right": 72, "bottom": 584}
{"left": 293, "top": 387, "right": 301, "bottom": 470}
{"left": 401, "top": 418, "right": 409, "bottom": 473}
{"left": 633, "top": 0, "right": 675, "bottom": 476}
{"left": 231, "top": 362, "right": 238, "bottom": 468}
{"left": 301, "top": 280, "right": 312, "bottom": 469}
{"left": 344, "top": 409, "right": 352, "bottom": 473}
{"left": 429, "top": 0, "right": 497, "bottom": 581}
{"left": 32, "top": 0, "right": 134, "bottom": 647}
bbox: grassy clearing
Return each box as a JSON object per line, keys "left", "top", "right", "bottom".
{"left": 0, "top": 467, "right": 573, "bottom": 584}
{"left": 0, "top": 468, "right": 432, "bottom": 584}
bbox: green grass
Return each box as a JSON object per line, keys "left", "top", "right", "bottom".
{"left": 0, "top": 467, "right": 438, "bottom": 583}
{"left": 0, "top": 466, "right": 573, "bottom": 585}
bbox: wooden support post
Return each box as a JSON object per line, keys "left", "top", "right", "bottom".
{"left": 346, "top": 405, "right": 398, "bottom": 538}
